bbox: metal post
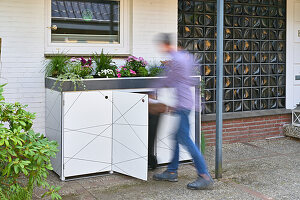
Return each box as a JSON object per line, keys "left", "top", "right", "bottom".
{"left": 195, "top": 80, "right": 200, "bottom": 149}
{"left": 216, "top": 0, "right": 224, "bottom": 179}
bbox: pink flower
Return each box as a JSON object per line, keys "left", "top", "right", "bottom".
{"left": 87, "top": 58, "right": 92, "bottom": 66}
{"left": 130, "top": 69, "right": 136, "bottom": 75}
{"left": 127, "top": 56, "right": 138, "bottom": 62}
{"left": 80, "top": 57, "right": 87, "bottom": 65}
{"left": 70, "top": 57, "right": 77, "bottom": 62}
{"left": 124, "top": 68, "right": 127, "bottom": 70}
{"left": 117, "top": 73, "right": 121, "bottom": 78}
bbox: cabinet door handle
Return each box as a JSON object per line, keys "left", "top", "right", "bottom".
{"left": 105, "top": 96, "right": 109, "bottom": 99}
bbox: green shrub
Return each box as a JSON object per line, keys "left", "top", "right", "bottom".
{"left": 0, "top": 84, "right": 61, "bottom": 200}
{"left": 44, "top": 52, "right": 68, "bottom": 77}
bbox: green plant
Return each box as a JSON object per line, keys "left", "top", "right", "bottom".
{"left": 79, "top": 66, "right": 93, "bottom": 78}
{"left": 50, "top": 57, "right": 91, "bottom": 91}
{"left": 0, "top": 84, "right": 61, "bottom": 200}
{"left": 44, "top": 53, "right": 68, "bottom": 77}
{"left": 93, "top": 50, "right": 117, "bottom": 74}
{"left": 68, "top": 57, "right": 93, "bottom": 79}
{"left": 200, "top": 79, "right": 205, "bottom": 97}
{"left": 53, "top": 72, "right": 85, "bottom": 91}
{"left": 148, "top": 65, "right": 166, "bottom": 77}
{"left": 201, "top": 131, "right": 206, "bottom": 154}
{"left": 137, "top": 67, "right": 148, "bottom": 77}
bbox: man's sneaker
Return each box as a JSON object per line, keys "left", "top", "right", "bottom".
{"left": 153, "top": 171, "right": 178, "bottom": 182}
{"left": 187, "top": 175, "right": 214, "bottom": 190}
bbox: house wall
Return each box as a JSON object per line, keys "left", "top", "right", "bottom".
{"left": 0, "top": 0, "right": 290, "bottom": 144}
{"left": 0, "top": 0, "right": 177, "bottom": 134}
{"left": 0, "top": 0, "right": 46, "bottom": 133}
{"left": 131, "top": 0, "right": 177, "bottom": 62}
{"left": 287, "top": 0, "right": 300, "bottom": 109}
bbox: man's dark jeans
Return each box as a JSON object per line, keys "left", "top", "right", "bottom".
{"left": 167, "top": 109, "right": 209, "bottom": 176}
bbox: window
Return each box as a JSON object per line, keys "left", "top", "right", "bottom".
{"left": 45, "top": 0, "right": 130, "bottom": 55}
{"left": 51, "top": 0, "right": 120, "bottom": 44}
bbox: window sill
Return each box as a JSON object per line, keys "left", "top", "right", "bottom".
{"left": 201, "top": 109, "right": 292, "bottom": 122}
{"left": 44, "top": 53, "right": 131, "bottom": 59}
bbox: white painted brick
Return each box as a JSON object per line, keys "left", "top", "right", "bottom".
{"left": 0, "top": 0, "right": 45, "bottom": 132}
{"left": 132, "top": 0, "right": 177, "bottom": 61}
{"left": 2, "top": 66, "right": 44, "bottom": 73}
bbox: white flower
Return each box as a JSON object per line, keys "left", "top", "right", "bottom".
{"left": 98, "top": 69, "right": 115, "bottom": 77}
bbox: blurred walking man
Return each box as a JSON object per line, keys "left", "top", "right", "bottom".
{"left": 153, "top": 33, "right": 213, "bottom": 190}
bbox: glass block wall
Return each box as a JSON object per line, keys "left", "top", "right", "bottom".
{"left": 178, "top": 0, "right": 286, "bottom": 114}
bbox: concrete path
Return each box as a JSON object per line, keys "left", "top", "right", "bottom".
{"left": 34, "top": 138, "right": 300, "bottom": 200}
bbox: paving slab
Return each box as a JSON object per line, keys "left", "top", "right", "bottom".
{"left": 221, "top": 156, "right": 300, "bottom": 200}
{"left": 32, "top": 137, "right": 300, "bottom": 200}
{"left": 33, "top": 173, "right": 88, "bottom": 200}
{"left": 204, "top": 142, "right": 278, "bottom": 164}
{"left": 76, "top": 173, "right": 143, "bottom": 193}
{"left": 250, "top": 138, "right": 300, "bottom": 155}
{"left": 88, "top": 167, "right": 255, "bottom": 200}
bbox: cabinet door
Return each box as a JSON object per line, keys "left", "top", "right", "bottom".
{"left": 156, "top": 88, "right": 196, "bottom": 164}
{"left": 63, "top": 91, "right": 113, "bottom": 178}
{"left": 112, "top": 92, "right": 148, "bottom": 181}
{"left": 45, "top": 89, "right": 62, "bottom": 178}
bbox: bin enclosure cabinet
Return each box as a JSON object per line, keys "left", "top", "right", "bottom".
{"left": 46, "top": 89, "right": 148, "bottom": 180}
{"left": 45, "top": 78, "right": 199, "bottom": 181}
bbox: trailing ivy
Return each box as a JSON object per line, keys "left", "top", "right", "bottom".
{"left": 53, "top": 72, "right": 86, "bottom": 91}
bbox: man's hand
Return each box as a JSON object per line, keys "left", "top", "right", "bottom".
{"left": 149, "top": 102, "right": 168, "bottom": 114}
{"left": 166, "top": 106, "right": 175, "bottom": 113}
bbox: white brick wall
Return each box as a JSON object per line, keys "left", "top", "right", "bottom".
{"left": 132, "top": 0, "right": 177, "bottom": 63}
{"left": 0, "top": 0, "right": 177, "bottom": 133}
{"left": 0, "top": 0, "right": 45, "bottom": 133}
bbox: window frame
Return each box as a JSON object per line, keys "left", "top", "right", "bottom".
{"left": 44, "top": 0, "right": 131, "bottom": 55}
